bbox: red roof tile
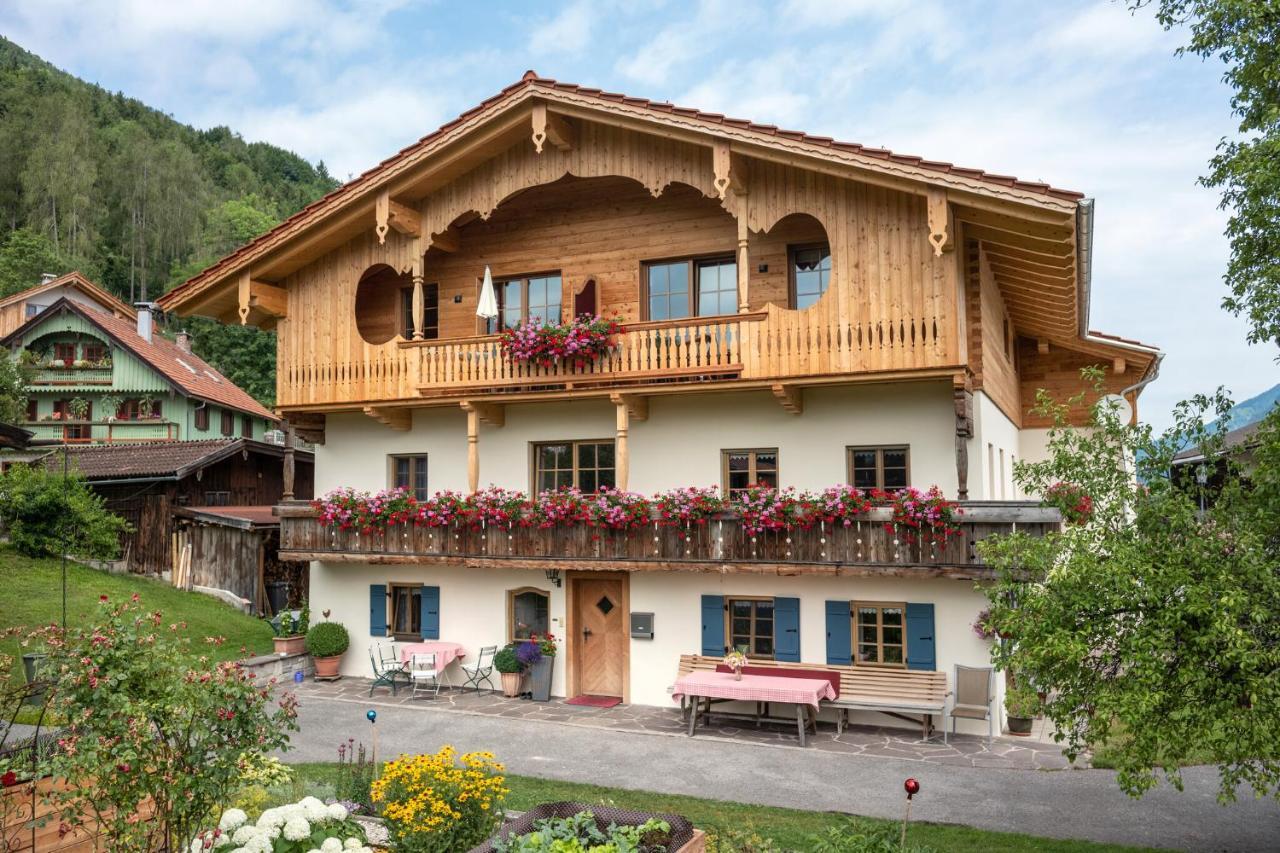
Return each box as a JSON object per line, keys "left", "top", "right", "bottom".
{"left": 160, "top": 73, "right": 1086, "bottom": 312}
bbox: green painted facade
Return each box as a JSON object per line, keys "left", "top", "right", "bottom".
{"left": 11, "top": 311, "right": 273, "bottom": 444}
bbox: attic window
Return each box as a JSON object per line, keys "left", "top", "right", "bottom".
{"left": 175, "top": 358, "right": 197, "bottom": 374}
{"left": 203, "top": 370, "right": 222, "bottom": 383}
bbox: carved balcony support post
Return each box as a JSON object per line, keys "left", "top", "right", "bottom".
{"left": 736, "top": 211, "right": 751, "bottom": 314}
{"left": 282, "top": 426, "right": 296, "bottom": 501}
{"left": 954, "top": 378, "right": 974, "bottom": 500}
{"left": 411, "top": 237, "right": 425, "bottom": 340}
{"left": 715, "top": 142, "right": 753, "bottom": 314}
{"left": 611, "top": 394, "right": 630, "bottom": 490}
{"left": 465, "top": 404, "right": 480, "bottom": 493}
{"left": 927, "top": 187, "right": 954, "bottom": 256}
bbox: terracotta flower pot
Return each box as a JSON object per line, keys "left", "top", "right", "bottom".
{"left": 314, "top": 655, "right": 342, "bottom": 679}
{"left": 274, "top": 635, "right": 305, "bottom": 655}
{"left": 500, "top": 671, "right": 523, "bottom": 698}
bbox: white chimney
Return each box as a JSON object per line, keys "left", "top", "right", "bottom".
{"left": 176, "top": 330, "right": 192, "bottom": 353}
{"left": 39, "top": 272, "right": 56, "bottom": 285}
{"left": 135, "top": 302, "right": 155, "bottom": 342}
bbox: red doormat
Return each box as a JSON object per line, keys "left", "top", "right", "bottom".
{"left": 565, "top": 694, "right": 622, "bottom": 708}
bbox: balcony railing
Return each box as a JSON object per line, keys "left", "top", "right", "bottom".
{"left": 29, "top": 367, "right": 113, "bottom": 386}
{"left": 277, "top": 307, "right": 954, "bottom": 408}
{"left": 276, "top": 501, "right": 1059, "bottom": 579}
{"left": 24, "top": 419, "right": 179, "bottom": 444}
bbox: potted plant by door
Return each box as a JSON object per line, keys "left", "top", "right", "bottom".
{"left": 272, "top": 606, "right": 309, "bottom": 655}
{"left": 524, "top": 632, "right": 558, "bottom": 702}
{"left": 494, "top": 644, "right": 524, "bottom": 698}
{"left": 1005, "top": 682, "right": 1041, "bottom": 736}
{"left": 306, "top": 621, "right": 349, "bottom": 680}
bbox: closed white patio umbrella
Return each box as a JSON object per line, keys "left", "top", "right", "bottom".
{"left": 476, "top": 265, "right": 499, "bottom": 326}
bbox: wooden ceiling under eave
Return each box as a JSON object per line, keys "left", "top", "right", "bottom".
{"left": 956, "top": 203, "right": 1081, "bottom": 341}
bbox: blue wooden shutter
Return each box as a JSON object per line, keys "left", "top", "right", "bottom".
{"left": 825, "top": 600, "right": 852, "bottom": 665}
{"left": 905, "top": 602, "right": 936, "bottom": 671}
{"left": 774, "top": 597, "right": 801, "bottom": 662}
{"left": 700, "top": 595, "right": 724, "bottom": 656}
{"left": 420, "top": 585, "right": 440, "bottom": 640}
{"left": 369, "top": 584, "right": 387, "bottom": 637}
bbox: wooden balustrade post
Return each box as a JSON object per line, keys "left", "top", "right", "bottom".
{"left": 736, "top": 201, "right": 751, "bottom": 313}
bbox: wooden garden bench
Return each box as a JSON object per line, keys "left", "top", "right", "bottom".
{"left": 675, "top": 654, "right": 950, "bottom": 740}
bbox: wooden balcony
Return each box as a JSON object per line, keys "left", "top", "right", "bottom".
{"left": 278, "top": 307, "right": 955, "bottom": 409}
{"left": 276, "top": 501, "right": 1059, "bottom": 579}
{"left": 24, "top": 419, "right": 179, "bottom": 444}
{"left": 29, "top": 366, "right": 113, "bottom": 386}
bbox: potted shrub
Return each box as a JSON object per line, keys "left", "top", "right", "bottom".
{"left": 306, "top": 620, "right": 349, "bottom": 680}
{"left": 1005, "top": 681, "right": 1041, "bottom": 736}
{"left": 524, "top": 633, "right": 557, "bottom": 702}
{"left": 494, "top": 643, "right": 524, "bottom": 697}
{"left": 67, "top": 397, "right": 90, "bottom": 421}
{"left": 272, "top": 606, "right": 309, "bottom": 655}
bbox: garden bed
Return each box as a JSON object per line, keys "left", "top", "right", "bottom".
{"left": 472, "top": 801, "right": 701, "bottom": 852}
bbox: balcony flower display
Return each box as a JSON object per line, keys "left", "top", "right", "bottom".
{"left": 653, "top": 486, "right": 723, "bottom": 527}
{"left": 465, "top": 485, "right": 531, "bottom": 529}
{"left": 532, "top": 487, "right": 592, "bottom": 528}
{"left": 500, "top": 313, "right": 621, "bottom": 368}
{"left": 415, "top": 489, "right": 466, "bottom": 527}
{"left": 878, "top": 485, "right": 962, "bottom": 543}
{"left": 736, "top": 485, "right": 803, "bottom": 537}
{"left": 586, "top": 487, "right": 652, "bottom": 531}
{"left": 810, "top": 484, "right": 874, "bottom": 527}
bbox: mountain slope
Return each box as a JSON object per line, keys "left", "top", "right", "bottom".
{"left": 1218, "top": 382, "right": 1280, "bottom": 432}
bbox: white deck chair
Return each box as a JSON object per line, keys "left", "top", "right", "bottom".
{"left": 409, "top": 652, "right": 441, "bottom": 699}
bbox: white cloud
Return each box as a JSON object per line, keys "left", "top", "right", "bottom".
{"left": 529, "top": 2, "right": 597, "bottom": 55}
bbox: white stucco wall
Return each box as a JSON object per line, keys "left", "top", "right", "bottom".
{"left": 971, "top": 391, "right": 1022, "bottom": 500}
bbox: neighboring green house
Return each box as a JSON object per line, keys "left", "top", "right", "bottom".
{"left": 2, "top": 290, "right": 277, "bottom": 445}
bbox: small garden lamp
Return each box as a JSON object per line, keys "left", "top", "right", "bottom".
{"left": 367, "top": 709, "right": 378, "bottom": 775}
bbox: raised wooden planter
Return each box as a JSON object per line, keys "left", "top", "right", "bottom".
{"left": 1, "top": 777, "right": 156, "bottom": 852}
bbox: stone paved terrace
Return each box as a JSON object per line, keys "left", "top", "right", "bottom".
{"left": 293, "top": 679, "right": 1076, "bottom": 771}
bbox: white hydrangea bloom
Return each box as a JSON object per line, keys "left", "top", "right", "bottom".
{"left": 283, "top": 816, "right": 312, "bottom": 841}
{"left": 231, "top": 825, "right": 260, "bottom": 846}
{"left": 219, "top": 809, "right": 248, "bottom": 832}
{"left": 327, "top": 802, "right": 349, "bottom": 821}
{"left": 214, "top": 835, "right": 234, "bottom": 850}
{"left": 320, "top": 838, "right": 344, "bottom": 853}
{"left": 246, "top": 837, "right": 274, "bottom": 853}
{"left": 300, "top": 796, "right": 328, "bottom": 821}
{"left": 190, "top": 838, "right": 203, "bottom": 853}
{"left": 257, "top": 807, "right": 284, "bottom": 829}
{"left": 343, "top": 839, "right": 362, "bottom": 850}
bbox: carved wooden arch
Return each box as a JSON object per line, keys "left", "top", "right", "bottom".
{"left": 420, "top": 122, "right": 717, "bottom": 241}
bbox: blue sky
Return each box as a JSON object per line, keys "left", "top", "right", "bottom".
{"left": 2, "top": 0, "right": 1275, "bottom": 428}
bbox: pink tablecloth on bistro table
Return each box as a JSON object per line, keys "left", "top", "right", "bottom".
{"left": 671, "top": 670, "right": 836, "bottom": 710}
{"left": 399, "top": 641, "right": 466, "bottom": 669}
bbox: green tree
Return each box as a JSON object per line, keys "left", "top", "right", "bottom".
{"left": 0, "top": 352, "right": 29, "bottom": 422}
{"left": 981, "top": 373, "right": 1280, "bottom": 802}
{"left": 0, "top": 227, "right": 67, "bottom": 298}
{"left": 1139, "top": 1, "right": 1280, "bottom": 346}
{"left": 0, "top": 463, "right": 131, "bottom": 559}
{"left": 21, "top": 91, "right": 98, "bottom": 264}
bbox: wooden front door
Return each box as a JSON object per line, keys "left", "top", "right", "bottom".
{"left": 573, "top": 575, "right": 626, "bottom": 698}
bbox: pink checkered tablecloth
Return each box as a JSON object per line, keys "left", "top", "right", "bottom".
{"left": 672, "top": 670, "right": 836, "bottom": 710}
{"left": 399, "top": 641, "right": 466, "bottom": 669}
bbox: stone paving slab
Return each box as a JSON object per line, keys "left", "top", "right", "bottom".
{"left": 293, "top": 678, "right": 1079, "bottom": 771}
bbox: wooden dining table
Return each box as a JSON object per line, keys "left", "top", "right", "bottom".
{"left": 672, "top": 670, "right": 837, "bottom": 746}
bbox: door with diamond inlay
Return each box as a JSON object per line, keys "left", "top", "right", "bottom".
{"left": 573, "top": 576, "right": 626, "bottom": 698}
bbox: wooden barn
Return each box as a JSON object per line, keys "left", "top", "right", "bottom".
{"left": 40, "top": 438, "right": 314, "bottom": 573}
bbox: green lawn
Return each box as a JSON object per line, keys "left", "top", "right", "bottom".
{"left": 0, "top": 544, "right": 274, "bottom": 685}
{"left": 291, "top": 763, "right": 1160, "bottom": 853}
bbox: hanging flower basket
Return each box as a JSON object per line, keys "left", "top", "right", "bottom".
{"left": 500, "top": 314, "right": 622, "bottom": 368}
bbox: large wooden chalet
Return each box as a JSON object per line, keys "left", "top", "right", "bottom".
{"left": 159, "top": 73, "right": 1159, "bottom": 727}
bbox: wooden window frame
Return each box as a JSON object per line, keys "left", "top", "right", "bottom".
{"left": 400, "top": 283, "right": 440, "bottom": 340}
{"left": 787, "top": 243, "right": 832, "bottom": 309}
{"left": 203, "top": 490, "right": 231, "bottom": 506}
{"left": 639, "top": 253, "right": 737, "bottom": 321}
{"left": 720, "top": 448, "right": 780, "bottom": 498}
{"left": 725, "top": 595, "right": 776, "bottom": 660}
{"left": 82, "top": 342, "right": 106, "bottom": 362}
{"left": 482, "top": 270, "right": 563, "bottom": 333}
{"left": 506, "top": 586, "right": 551, "bottom": 644}
{"left": 388, "top": 454, "right": 429, "bottom": 500}
{"left": 219, "top": 410, "right": 233, "bottom": 436}
{"left": 531, "top": 439, "right": 616, "bottom": 494}
{"left": 194, "top": 406, "right": 209, "bottom": 431}
{"left": 846, "top": 445, "right": 910, "bottom": 491}
{"left": 53, "top": 343, "right": 76, "bottom": 363}
{"left": 853, "top": 600, "right": 908, "bottom": 668}
{"left": 388, "top": 582, "right": 422, "bottom": 641}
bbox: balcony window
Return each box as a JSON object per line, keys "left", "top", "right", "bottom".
{"left": 82, "top": 343, "right": 106, "bottom": 363}
{"left": 400, "top": 283, "right": 440, "bottom": 339}
{"left": 390, "top": 454, "right": 429, "bottom": 500}
{"left": 486, "top": 273, "right": 562, "bottom": 332}
{"left": 534, "top": 440, "right": 615, "bottom": 493}
{"left": 643, "top": 256, "right": 737, "bottom": 321}
{"left": 53, "top": 343, "right": 75, "bottom": 363}
{"left": 727, "top": 597, "right": 774, "bottom": 659}
{"left": 855, "top": 602, "right": 906, "bottom": 667}
{"left": 722, "top": 448, "right": 778, "bottom": 498}
{"left": 848, "top": 446, "right": 909, "bottom": 491}
{"left": 790, "top": 244, "right": 831, "bottom": 309}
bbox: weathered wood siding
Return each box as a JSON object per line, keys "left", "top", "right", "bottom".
{"left": 977, "top": 247, "right": 1021, "bottom": 425}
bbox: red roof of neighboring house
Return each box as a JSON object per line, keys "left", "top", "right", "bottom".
{"left": 2, "top": 296, "right": 276, "bottom": 421}
{"left": 160, "top": 71, "right": 1084, "bottom": 312}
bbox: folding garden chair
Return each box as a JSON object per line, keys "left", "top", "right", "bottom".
{"left": 409, "top": 652, "right": 441, "bottom": 699}
{"left": 460, "top": 645, "right": 497, "bottom": 693}
{"left": 368, "top": 643, "right": 409, "bottom": 696}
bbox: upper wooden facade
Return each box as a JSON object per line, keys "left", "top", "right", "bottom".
{"left": 158, "top": 73, "right": 1159, "bottom": 438}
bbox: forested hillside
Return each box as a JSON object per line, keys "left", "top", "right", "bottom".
{"left": 0, "top": 37, "right": 340, "bottom": 406}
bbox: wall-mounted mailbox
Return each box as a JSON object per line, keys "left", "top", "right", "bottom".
{"left": 630, "top": 612, "right": 654, "bottom": 640}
